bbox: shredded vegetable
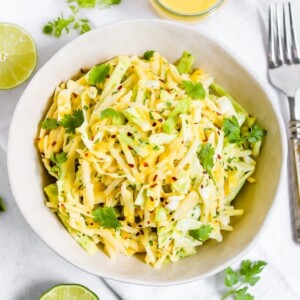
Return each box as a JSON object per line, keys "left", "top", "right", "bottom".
{"left": 38, "top": 51, "right": 266, "bottom": 268}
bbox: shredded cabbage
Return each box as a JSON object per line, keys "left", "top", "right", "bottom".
{"left": 38, "top": 51, "right": 265, "bottom": 268}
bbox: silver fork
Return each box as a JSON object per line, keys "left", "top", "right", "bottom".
{"left": 268, "top": 2, "right": 300, "bottom": 243}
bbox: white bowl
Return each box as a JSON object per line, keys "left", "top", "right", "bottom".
{"left": 8, "top": 20, "right": 286, "bottom": 286}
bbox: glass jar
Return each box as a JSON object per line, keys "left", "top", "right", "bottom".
{"left": 149, "top": 0, "right": 225, "bottom": 22}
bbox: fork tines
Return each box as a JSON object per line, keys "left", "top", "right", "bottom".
{"left": 269, "top": 2, "right": 300, "bottom": 68}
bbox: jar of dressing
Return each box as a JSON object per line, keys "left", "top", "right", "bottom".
{"left": 149, "top": 0, "right": 225, "bottom": 22}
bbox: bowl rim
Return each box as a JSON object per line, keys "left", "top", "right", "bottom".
{"left": 7, "top": 19, "right": 287, "bottom": 286}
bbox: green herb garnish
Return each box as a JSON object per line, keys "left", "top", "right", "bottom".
{"left": 68, "top": 0, "right": 121, "bottom": 8}
{"left": 58, "top": 109, "right": 84, "bottom": 134}
{"left": 247, "top": 124, "right": 266, "bottom": 143}
{"left": 197, "top": 143, "right": 215, "bottom": 180}
{"left": 92, "top": 206, "right": 122, "bottom": 229}
{"left": 223, "top": 117, "right": 266, "bottom": 145}
{"left": 50, "top": 152, "right": 68, "bottom": 177}
{"left": 87, "top": 64, "right": 110, "bottom": 85}
{"left": 223, "top": 116, "right": 242, "bottom": 144}
{"left": 189, "top": 225, "right": 213, "bottom": 242}
{"left": 221, "top": 260, "right": 267, "bottom": 300}
{"left": 43, "top": 6, "right": 91, "bottom": 37}
{"left": 143, "top": 50, "right": 155, "bottom": 61}
{"left": 182, "top": 81, "right": 206, "bottom": 100}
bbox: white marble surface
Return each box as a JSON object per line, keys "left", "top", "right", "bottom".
{"left": 1, "top": 0, "right": 300, "bottom": 299}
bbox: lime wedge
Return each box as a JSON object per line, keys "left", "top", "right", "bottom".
{"left": 0, "top": 23, "right": 37, "bottom": 90}
{"left": 39, "top": 284, "right": 99, "bottom": 300}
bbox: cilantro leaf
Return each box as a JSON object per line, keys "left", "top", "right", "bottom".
{"left": 0, "top": 197, "right": 6, "bottom": 212}
{"left": 41, "top": 118, "right": 58, "bottom": 130}
{"left": 143, "top": 50, "right": 155, "bottom": 60}
{"left": 92, "top": 207, "right": 122, "bottom": 229}
{"left": 235, "top": 287, "right": 254, "bottom": 300}
{"left": 50, "top": 152, "right": 68, "bottom": 178}
{"left": 69, "top": 0, "right": 97, "bottom": 7}
{"left": 224, "top": 267, "right": 239, "bottom": 288}
{"left": 247, "top": 124, "right": 266, "bottom": 144}
{"left": 223, "top": 116, "right": 242, "bottom": 144}
{"left": 87, "top": 64, "right": 110, "bottom": 85}
{"left": 58, "top": 110, "right": 84, "bottom": 134}
{"left": 197, "top": 143, "right": 215, "bottom": 179}
{"left": 239, "top": 260, "right": 267, "bottom": 286}
{"left": 189, "top": 224, "right": 213, "bottom": 242}
{"left": 182, "top": 81, "right": 206, "bottom": 100}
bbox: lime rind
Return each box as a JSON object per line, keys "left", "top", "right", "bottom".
{"left": 39, "top": 284, "right": 100, "bottom": 300}
{"left": 0, "top": 23, "right": 37, "bottom": 90}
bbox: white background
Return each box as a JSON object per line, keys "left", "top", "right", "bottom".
{"left": 1, "top": 0, "right": 300, "bottom": 299}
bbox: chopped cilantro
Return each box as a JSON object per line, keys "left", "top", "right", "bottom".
{"left": 41, "top": 118, "right": 58, "bottom": 130}
{"left": 189, "top": 225, "right": 212, "bottom": 242}
{"left": 50, "top": 152, "right": 68, "bottom": 178}
{"left": 247, "top": 124, "right": 266, "bottom": 143}
{"left": 0, "top": 197, "right": 5, "bottom": 212}
{"left": 58, "top": 110, "right": 84, "bottom": 134}
{"left": 197, "top": 143, "right": 215, "bottom": 180}
{"left": 223, "top": 117, "right": 266, "bottom": 145}
{"left": 87, "top": 64, "right": 110, "bottom": 85}
{"left": 223, "top": 116, "right": 242, "bottom": 144}
{"left": 68, "top": 0, "right": 121, "bottom": 8}
{"left": 44, "top": 0, "right": 121, "bottom": 38}
{"left": 143, "top": 50, "right": 155, "bottom": 60}
{"left": 43, "top": 14, "right": 75, "bottom": 37}
{"left": 222, "top": 260, "right": 267, "bottom": 300}
{"left": 92, "top": 206, "right": 122, "bottom": 229}
{"left": 182, "top": 81, "right": 206, "bottom": 100}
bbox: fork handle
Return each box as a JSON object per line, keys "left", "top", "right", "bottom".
{"left": 289, "top": 120, "right": 300, "bottom": 243}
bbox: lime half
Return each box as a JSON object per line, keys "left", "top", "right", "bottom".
{"left": 39, "top": 284, "right": 99, "bottom": 300}
{"left": 0, "top": 23, "right": 37, "bottom": 90}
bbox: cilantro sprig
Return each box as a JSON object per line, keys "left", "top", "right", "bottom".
{"left": 221, "top": 259, "right": 267, "bottom": 300}
{"left": 43, "top": 0, "right": 121, "bottom": 38}
{"left": 92, "top": 206, "right": 122, "bottom": 229}
{"left": 223, "top": 116, "right": 266, "bottom": 145}
{"left": 43, "top": 5, "right": 91, "bottom": 38}
{"left": 223, "top": 116, "right": 242, "bottom": 144}
{"left": 58, "top": 109, "right": 84, "bottom": 134}
{"left": 182, "top": 80, "right": 206, "bottom": 100}
{"left": 68, "top": 0, "right": 121, "bottom": 8}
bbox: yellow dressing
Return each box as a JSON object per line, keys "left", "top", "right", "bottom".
{"left": 158, "top": 0, "right": 219, "bottom": 15}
